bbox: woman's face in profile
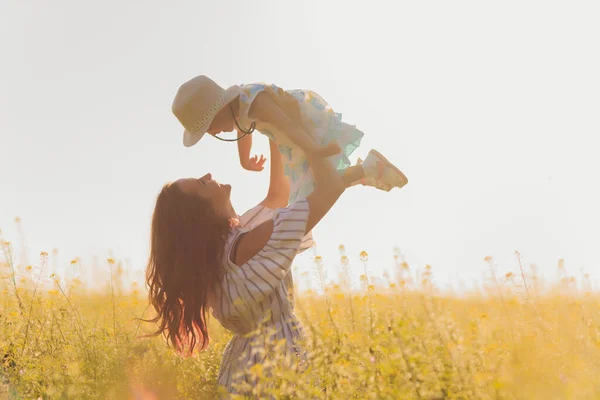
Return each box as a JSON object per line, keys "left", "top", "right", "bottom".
{"left": 174, "top": 174, "right": 232, "bottom": 213}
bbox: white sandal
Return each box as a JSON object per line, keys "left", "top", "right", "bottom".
{"left": 353, "top": 150, "right": 408, "bottom": 191}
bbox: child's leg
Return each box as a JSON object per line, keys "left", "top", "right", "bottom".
{"left": 265, "top": 86, "right": 341, "bottom": 158}
{"left": 345, "top": 149, "right": 408, "bottom": 191}
{"left": 285, "top": 125, "right": 341, "bottom": 158}
{"left": 341, "top": 165, "right": 365, "bottom": 188}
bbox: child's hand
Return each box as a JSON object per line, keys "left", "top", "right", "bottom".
{"left": 242, "top": 154, "right": 267, "bottom": 172}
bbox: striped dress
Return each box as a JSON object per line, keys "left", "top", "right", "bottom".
{"left": 210, "top": 199, "right": 313, "bottom": 395}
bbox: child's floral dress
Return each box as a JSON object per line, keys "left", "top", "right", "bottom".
{"left": 237, "top": 83, "right": 364, "bottom": 203}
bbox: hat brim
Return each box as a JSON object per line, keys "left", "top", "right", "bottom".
{"left": 182, "top": 85, "right": 241, "bottom": 148}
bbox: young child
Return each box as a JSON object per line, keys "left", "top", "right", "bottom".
{"left": 172, "top": 75, "right": 408, "bottom": 204}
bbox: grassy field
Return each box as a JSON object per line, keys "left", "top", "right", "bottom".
{"left": 1, "top": 242, "right": 600, "bottom": 399}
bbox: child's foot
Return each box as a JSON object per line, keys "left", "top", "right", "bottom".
{"left": 312, "top": 142, "right": 341, "bottom": 158}
{"left": 353, "top": 150, "right": 408, "bottom": 191}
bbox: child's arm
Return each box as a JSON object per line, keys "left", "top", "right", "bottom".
{"left": 237, "top": 129, "right": 266, "bottom": 171}
{"left": 249, "top": 91, "right": 340, "bottom": 158}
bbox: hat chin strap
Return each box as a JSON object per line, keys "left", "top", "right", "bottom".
{"left": 213, "top": 104, "right": 256, "bottom": 142}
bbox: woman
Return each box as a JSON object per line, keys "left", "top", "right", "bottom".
{"left": 144, "top": 133, "right": 398, "bottom": 395}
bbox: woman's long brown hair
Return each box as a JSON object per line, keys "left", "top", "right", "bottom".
{"left": 142, "top": 182, "right": 232, "bottom": 357}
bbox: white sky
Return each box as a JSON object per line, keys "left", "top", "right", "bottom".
{"left": 1, "top": 0, "right": 599, "bottom": 292}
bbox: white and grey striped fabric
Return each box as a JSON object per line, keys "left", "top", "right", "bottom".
{"left": 210, "top": 199, "right": 313, "bottom": 395}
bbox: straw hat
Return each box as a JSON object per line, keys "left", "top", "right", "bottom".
{"left": 172, "top": 75, "right": 241, "bottom": 147}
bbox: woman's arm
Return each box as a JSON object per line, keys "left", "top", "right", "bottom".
{"left": 256, "top": 94, "right": 345, "bottom": 232}
{"left": 259, "top": 139, "right": 291, "bottom": 209}
{"left": 302, "top": 151, "right": 345, "bottom": 233}
{"left": 234, "top": 107, "right": 345, "bottom": 266}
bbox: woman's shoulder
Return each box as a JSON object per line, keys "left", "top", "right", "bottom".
{"left": 239, "top": 204, "right": 275, "bottom": 229}
{"left": 228, "top": 218, "right": 273, "bottom": 267}
{"left": 231, "top": 200, "right": 310, "bottom": 267}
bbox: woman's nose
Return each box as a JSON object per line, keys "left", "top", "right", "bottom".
{"left": 200, "top": 173, "right": 212, "bottom": 181}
